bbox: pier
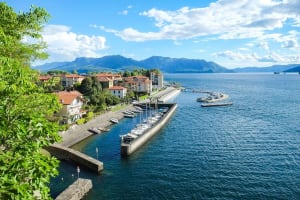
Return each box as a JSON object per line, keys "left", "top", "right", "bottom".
{"left": 45, "top": 144, "right": 103, "bottom": 173}
{"left": 55, "top": 178, "right": 92, "bottom": 200}
{"left": 121, "top": 103, "right": 178, "bottom": 156}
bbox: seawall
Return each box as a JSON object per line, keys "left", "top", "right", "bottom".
{"left": 45, "top": 144, "right": 103, "bottom": 173}
{"left": 158, "top": 88, "right": 181, "bottom": 102}
{"left": 55, "top": 178, "right": 92, "bottom": 200}
{"left": 121, "top": 103, "right": 177, "bottom": 156}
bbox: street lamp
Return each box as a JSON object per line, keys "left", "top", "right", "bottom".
{"left": 96, "top": 147, "right": 98, "bottom": 160}
{"left": 77, "top": 166, "right": 80, "bottom": 180}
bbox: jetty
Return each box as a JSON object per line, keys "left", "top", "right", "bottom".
{"left": 120, "top": 103, "right": 177, "bottom": 156}
{"left": 55, "top": 178, "right": 92, "bottom": 200}
{"left": 45, "top": 144, "right": 103, "bottom": 173}
{"left": 197, "top": 92, "right": 229, "bottom": 103}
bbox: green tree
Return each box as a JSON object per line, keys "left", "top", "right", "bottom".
{"left": 0, "top": 3, "right": 61, "bottom": 199}
{"left": 77, "top": 77, "right": 93, "bottom": 96}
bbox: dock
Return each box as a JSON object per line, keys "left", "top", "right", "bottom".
{"left": 55, "top": 178, "right": 92, "bottom": 200}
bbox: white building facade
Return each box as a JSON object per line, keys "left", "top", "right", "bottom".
{"left": 108, "top": 86, "right": 127, "bottom": 98}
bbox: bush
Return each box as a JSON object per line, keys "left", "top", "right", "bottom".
{"left": 86, "top": 111, "right": 94, "bottom": 121}
{"left": 76, "top": 118, "right": 85, "bottom": 125}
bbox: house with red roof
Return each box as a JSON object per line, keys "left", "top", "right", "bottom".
{"left": 108, "top": 86, "right": 127, "bottom": 98}
{"left": 60, "top": 74, "right": 84, "bottom": 88}
{"left": 95, "top": 73, "right": 122, "bottom": 88}
{"left": 123, "top": 76, "right": 152, "bottom": 94}
{"left": 39, "top": 75, "right": 52, "bottom": 82}
{"left": 54, "top": 91, "right": 85, "bottom": 124}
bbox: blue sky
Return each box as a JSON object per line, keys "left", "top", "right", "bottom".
{"left": 5, "top": 0, "right": 300, "bottom": 68}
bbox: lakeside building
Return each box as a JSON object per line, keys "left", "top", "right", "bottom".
{"left": 39, "top": 75, "right": 53, "bottom": 82}
{"left": 61, "top": 74, "right": 84, "bottom": 88}
{"left": 95, "top": 73, "right": 122, "bottom": 87}
{"left": 150, "top": 71, "right": 164, "bottom": 90}
{"left": 54, "top": 91, "right": 85, "bottom": 124}
{"left": 96, "top": 76, "right": 113, "bottom": 89}
{"left": 122, "top": 76, "right": 152, "bottom": 94}
{"left": 108, "top": 86, "right": 127, "bottom": 98}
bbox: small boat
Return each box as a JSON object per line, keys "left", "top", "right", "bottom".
{"left": 88, "top": 127, "right": 101, "bottom": 134}
{"left": 98, "top": 127, "right": 110, "bottom": 132}
{"left": 201, "top": 102, "right": 233, "bottom": 107}
{"left": 124, "top": 114, "right": 135, "bottom": 118}
{"left": 110, "top": 118, "right": 119, "bottom": 123}
{"left": 123, "top": 110, "right": 135, "bottom": 115}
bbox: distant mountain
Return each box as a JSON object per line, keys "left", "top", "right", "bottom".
{"left": 233, "top": 64, "right": 300, "bottom": 73}
{"left": 140, "top": 56, "right": 230, "bottom": 73}
{"left": 284, "top": 66, "right": 300, "bottom": 73}
{"left": 34, "top": 55, "right": 232, "bottom": 73}
{"left": 33, "top": 61, "right": 69, "bottom": 72}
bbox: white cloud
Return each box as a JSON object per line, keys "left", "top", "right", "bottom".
{"left": 119, "top": 5, "right": 133, "bottom": 15}
{"left": 257, "top": 41, "right": 270, "bottom": 51}
{"left": 214, "top": 50, "right": 300, "bottom": 66}
{"left": 40, "top": 25, "right": 106, "bottom": 64}
{"left": 282, "top": 39, "right": 298, "bottom": 48}
{"left": 99, "top": 0, "right": 300, "bottom": 42}
{"left": 119, "top": 10, "right": 128, "bottom": 15}
{"left": 214, "top": 50, "right": 258, "bottom": 61}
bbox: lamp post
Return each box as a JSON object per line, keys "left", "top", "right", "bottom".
{"left": 96, "top": 147, "right": 98, "bottom": 160}
{"left": 77, "top": 166, "right": 80, "bottom": 180}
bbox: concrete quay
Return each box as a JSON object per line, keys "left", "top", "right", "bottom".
{"left": 55, "top": 178, "right": 92, "bottom": 200}
{"left": 157, "top": 87, "right": 181, "bottom": 102}
{"left": 45, "top": 144, "right": 103, "bottom": 173}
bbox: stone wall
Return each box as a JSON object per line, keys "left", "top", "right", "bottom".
{"left": 55, "top": 178, "right": 92, "bottom": 200}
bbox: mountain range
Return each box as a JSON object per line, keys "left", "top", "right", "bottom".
{"left": 33, "top": 55, "right": 300, "bottom": 73}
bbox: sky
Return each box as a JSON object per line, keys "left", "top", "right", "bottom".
{"left": 5, "top": 0, "right": 300, "bottom": 68}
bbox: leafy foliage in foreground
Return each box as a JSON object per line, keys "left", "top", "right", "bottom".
{"left": 0, "top": 2, "right": 61, "bottom": 199}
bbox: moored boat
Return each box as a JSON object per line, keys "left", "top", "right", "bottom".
{"left": 110, "top": 118, "right": 119, "bottom": 123}
{"left": 88, "top": 127, "right": 101, "bottom": 134}
{"left": 201, "top": 102, "right": 233, "bottom": 107}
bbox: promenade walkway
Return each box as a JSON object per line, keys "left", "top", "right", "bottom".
{"left": 58, "top": 104, "right": 133, "bottom": 147}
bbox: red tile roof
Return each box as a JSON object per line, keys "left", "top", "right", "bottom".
{"left": 97, "top": 76, "right": 111, "bottom": 82}
{"left": 54, "top": 91, "right": 83, "bottom": 105}
{"left": 108, "top": 86, "right": 126, "bottom": 90}
{"left": 39, "top": 75, "right": 52, "bottom": 81}
{"left": 61, "top": 74, "right": 84, "bottom": 78}
{"left": 95, "top": 73, "right": 122, "bottom": 79}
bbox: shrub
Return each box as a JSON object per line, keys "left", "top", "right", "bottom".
{"left": 76, "top": 118, "right": 85, "bottom": 125}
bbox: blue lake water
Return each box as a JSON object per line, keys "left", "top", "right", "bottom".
{"left": 51, "top": 73, "right": 300, "bottom": 199}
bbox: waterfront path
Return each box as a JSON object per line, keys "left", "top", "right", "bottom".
{"left": 58, "top": 104, "right": 134, "bottom": 147}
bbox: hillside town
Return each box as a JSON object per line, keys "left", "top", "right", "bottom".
{"left": 39, "top": 71, "right": 164, "bottom": 125}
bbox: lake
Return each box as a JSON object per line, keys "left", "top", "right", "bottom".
{"left": 51, "top": 73, "right": 300, "bottom": 200}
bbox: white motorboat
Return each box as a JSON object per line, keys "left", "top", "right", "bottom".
{"left": 110, "top": 118, "right": 119, "bottom": 123}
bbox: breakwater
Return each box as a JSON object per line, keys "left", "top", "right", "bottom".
{"left": 55, "top": 178, "right": 92, "bottom": 200}
{"left": 155, "top": 87, "right": 181, "bottom": 103}
{"left": 121, "top": 103, "right": 177, "bottom": 156}
{"left": 46, "top": 144, "right": 103, "bottom": 173}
